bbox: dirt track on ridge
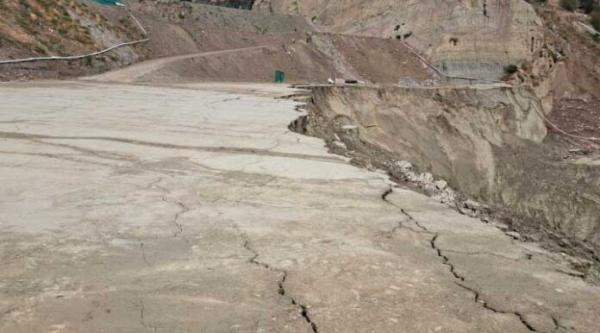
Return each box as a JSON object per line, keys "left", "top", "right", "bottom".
{"left": 85, "top": 45, "right": 272, "bottom": 83}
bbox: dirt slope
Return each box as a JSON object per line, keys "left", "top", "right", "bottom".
{"left": 0, "top": 0, "right": 144, "bottom": 80}
{"left": 514, "top": 2, "right": 600, "bottom": 149}
{"left": 105, "top": 33, "right": 430, "bottom": 84}
{"left": 254, "top": 0, "right": 544, "bottom": 80}
{"left": 297, "top": 84, "right": 600, "bottom": 283}
{"left": 127, "top": 0, "right": 430, "bottom": 84}
{"left": 1, "top": 0, "right": 431, "bottom": 83}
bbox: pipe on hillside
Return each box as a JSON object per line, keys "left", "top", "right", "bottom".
{"left": 0, "top": 39, "right": 149, "bottom": 65}
{"left": 0, "top": 6, "right": 149, "bottom": 65}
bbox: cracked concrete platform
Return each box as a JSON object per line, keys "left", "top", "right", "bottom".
{"left": 0, "top": 81, "right": 599, "bottom": 333}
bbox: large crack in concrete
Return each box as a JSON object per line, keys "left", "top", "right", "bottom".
{"left": 136, "top": 298, "right": 158, "bottom": 333}
{"left": 139, "top": 242, "right": 151, "bottom": 266}
{"left": 159, "top": 196, "right": 189, "bottom": 239}
{"left": 234, "top": 225, "right": 319, "bottom": 333}
{"left": 0, "top": 131, "right": 343, "bottom": 164}
{"left": 151, "top": 179, "right": 190, "bottom": 241}
{"left": 382, "top": 188, "right": 539, "bottom": 332}
{"left": 0, "top": 150, "right": 114, "bottom": 168}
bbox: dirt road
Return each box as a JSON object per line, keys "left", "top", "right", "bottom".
{"left": 0, "top": 81, "right": 599, "bottom": 332}
{"left": 84, "top": 45, "right": 271, "bottom": 83}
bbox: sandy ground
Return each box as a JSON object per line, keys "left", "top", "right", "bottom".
{"left": 0, "top": 81, "right": 599, "bottom": 333}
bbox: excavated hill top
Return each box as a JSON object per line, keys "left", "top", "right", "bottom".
{"left": 254, "top": 0, "right": 544, "bottom": 80}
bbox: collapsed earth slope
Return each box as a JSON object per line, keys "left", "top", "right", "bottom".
{"left": 295, "top": 84, "right": 600, "bottom": 283}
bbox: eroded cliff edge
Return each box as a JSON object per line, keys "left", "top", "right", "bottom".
{"left": 292, "top": 85, "right": 600, "bottom": 281}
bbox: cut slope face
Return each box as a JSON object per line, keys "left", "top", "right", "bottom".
{"left": 254, "top": 0, "right": 544, "bottom": 80}
{"left": 2, "top": 0, "right": 430, "bottom": 83}
{"left": 130, "top": 0, "right": 312, "bottom": 58}
{"left": 127, "top": 1, "right": 431, "bottom": 84}
{"left": 88, "top": 32, "right": 431, "bottom": 84}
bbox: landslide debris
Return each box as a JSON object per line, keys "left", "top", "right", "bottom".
{"left": 293, "top": 84, "right": 600, "bottom": 283}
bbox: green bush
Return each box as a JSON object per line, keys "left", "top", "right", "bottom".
{"left": 560, "top": 0, "right": 578, "bottom": 11}
{"left": 504, "top": 64, "right": 519, "bottom": 74}
{"left": 580, "top": 0, "right": 599, "bottom": 14}
{"left": 591, "top": 10, "right": 600, "bottom": 32}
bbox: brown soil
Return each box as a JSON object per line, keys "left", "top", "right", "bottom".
{"left": 1, "top": 0, "right": 430, "bottom": 84}
{"left": 548, "top": 98, "right": 600, "bottom": 149}
{"left": 327, "top": 33, "right": 430, "bottom": 83}
{"left": 534, "top": 7, "right": 600, "bottom": 98}
{"left": 0, "top": 0, "right": 144, "bottom": 81}
{"left": 524, "top": 4, "right": 600, "bottom": 150}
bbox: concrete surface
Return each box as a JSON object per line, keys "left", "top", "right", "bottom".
{"left": 0, "top": 81, "right": 599, "bottom": 333}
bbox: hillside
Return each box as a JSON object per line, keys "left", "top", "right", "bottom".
{"left": 0, "top": 0, "right": 144, "bottom": 80}
{"left": 252, "top": 0, "right": 600, "bottom": 143}
{"left": 1, "top": 0, "right": 433, "bottom": 83}
{"left": 254, "top": 0, "right": 544, "bottom": 81}
{"left": 2, "top": 1, "right": 600, "bottom": 332}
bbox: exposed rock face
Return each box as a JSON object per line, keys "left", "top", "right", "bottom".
{"left": 254, "top": 0, "right": 544, "bottom": 80}
{"left": 299, "top": 85, "right": 600, "bottom": 280}
{"left": 528, "top": 5, "right": 600, "bottom": 106}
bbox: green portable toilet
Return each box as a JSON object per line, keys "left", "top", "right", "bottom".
{"left": 274, "top": 70, "right": 285, "bottom": 83}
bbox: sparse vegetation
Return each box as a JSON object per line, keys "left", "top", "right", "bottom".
{"left": 560, "top": 0, "right": 578, "bottom": 11}
{"left": 33, "top": 45, "right": 46, "bottom": 54}
{"left": 0, "top": 0, "right": 104, "bottom": 59}
{"left": 580, "top": 0, "right": 599, "bottom": 14}
{"left": 550, "top": 49, "right": 560, "bottom": 62}
{"left": 504, "top": 64, "right": 519, "bottom": 74}
{"left": 591, "top": 10, "right": 600, "bottom": 32}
